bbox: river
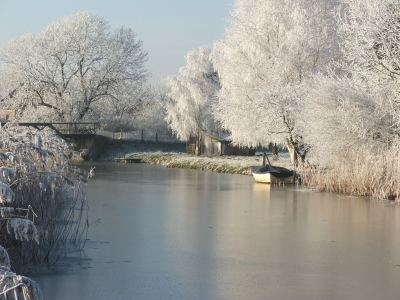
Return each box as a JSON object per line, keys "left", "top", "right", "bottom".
{"left": 31, "top": 162, "right": 400, "bottom": 300}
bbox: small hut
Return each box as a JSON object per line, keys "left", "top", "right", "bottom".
{"left": 186, "top": 132, "right": 255, "bottom": 156}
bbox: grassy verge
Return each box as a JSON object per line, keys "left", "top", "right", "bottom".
{"left": 126, "top": 153, "right": 262, "bottom": 175}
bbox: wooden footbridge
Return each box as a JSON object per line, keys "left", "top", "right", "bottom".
{"left": 18, "top": 122, "right": 106, "bottom": 160}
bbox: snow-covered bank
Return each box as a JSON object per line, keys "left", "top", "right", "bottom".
{"left": 127, "top": 152, "right": 293, "bottom": 175}
{"left": 95, "top": 140, "right": 292, "bottom": 175}
{"left": 99, "top": 140, "right": 293, "bottom": 175}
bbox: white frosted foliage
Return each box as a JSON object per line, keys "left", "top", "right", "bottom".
{"left": 7, "top": 219, "right": 39, "bottom": 244}
{"left": 0, "top": 167, "right": 14, "bottom": 183}
{"left": 0, "top": 11, "right": 148, "bottom": 123}
{"left": 211, "top": 0, "right": 339, "bottom": 164}
{"left": 165, "top": 46, "right": 220, "bottom": 142}
{"left": 296, "top": 0, "right": 400, "bottom": 162}
{"left": 0, "top": 207, "right": 14, "bottom": 218}
{"left": 0, "top": 248, "right": 43, "bottom": 300}
{"left": 0, "top": 246, "right": 10, "bottom": 269}
{"left": 0, "top": 183, "right": 14, "bottom": 204}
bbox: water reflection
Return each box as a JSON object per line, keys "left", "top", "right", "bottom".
{"left": 32, "top": 163, "right": 400, "bottom": 300}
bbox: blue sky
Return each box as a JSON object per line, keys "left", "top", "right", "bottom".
{"left": 0, "top": 0, "right": 233, "bottom": 82}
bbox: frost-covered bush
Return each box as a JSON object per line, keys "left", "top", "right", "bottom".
{"left": 0, "top": 123, "right": 92, "bottom": 273}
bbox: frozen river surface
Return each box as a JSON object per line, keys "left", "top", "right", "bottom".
{"left": 32, "top": 163, "right": 400, "bottom": 299}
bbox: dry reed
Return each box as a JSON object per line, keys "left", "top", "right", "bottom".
{"left": 301, "top": 143, "right": 400, "bottom": 200}
{"left": 0, "top": 124, "right": 91, "bottom": 274}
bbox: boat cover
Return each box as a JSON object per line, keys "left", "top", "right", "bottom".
{"left": 251, "top": 164, "right": 294, "bottom": 178}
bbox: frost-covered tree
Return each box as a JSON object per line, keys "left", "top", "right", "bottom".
{"left": 212, "top": 0, "right": 339, "bottom": 165}
{"left": 0, "top": 11, "right": 148, "bottom": 122}
{"left": 97, "top": 83, "right": 169, "bottom": 137}
{"left": 301, "top": 0, "right": 400, "bottom": 161}
{"left": 301, "top": 74, "right": 391, "bottom": 160}
{"left": 96, "top": 83, "right": 153, "bottom": 132}
{"left": 165, "top": 46, "right": 220, "bottom": 155}
{"left": 337, "top": 0, "right": 400, "bottom": 134}
{"left": 133, "top": 84, "right": 170, "bottom": 135}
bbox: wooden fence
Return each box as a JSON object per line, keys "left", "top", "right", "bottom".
{"left": 97, "top": 129, "right": 181, "bottom": 143}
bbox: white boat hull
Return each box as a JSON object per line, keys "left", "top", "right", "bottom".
{"left": 252, "top": 173, "right": 294, "bottom": 184}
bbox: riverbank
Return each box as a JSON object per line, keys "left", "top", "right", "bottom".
{"left": 98, "top": 140, "right": 293, "bottom": 175}
{"left": 126, "top": 152, "right": 292, "bottom": 175}
{"left": 97, "top": 140, "right": 400, "bottom": 200}
{"left": 130, "top": 153, "right": 255, "bottom": 175}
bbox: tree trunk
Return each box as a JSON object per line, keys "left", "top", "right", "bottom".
{"left": 286, "top": 137, "right": 307, "bottom": 167}
{"left": 287, "top": 144, "right": 298, "bottom": 167}
{"left": 286, "top": 137, "right": 299, "bottom": 167}
{"left": 195, "top": 133, "right": 202, "bottom": 156}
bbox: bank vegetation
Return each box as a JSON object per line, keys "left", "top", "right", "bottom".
{"left": 0, "top": 124, "right": 93, "bottom": 299}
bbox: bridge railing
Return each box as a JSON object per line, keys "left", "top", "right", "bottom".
{"left": 97, "top": 129, "right": 182, "bottom": 143}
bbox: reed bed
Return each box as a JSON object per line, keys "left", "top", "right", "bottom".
{"left": 301, "top": 144, "right": 400, "bottom": 200}
{"left": 0, "top": 124, "right": 91, "bottom": 274}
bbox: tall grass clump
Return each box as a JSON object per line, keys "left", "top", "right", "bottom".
{"left": 0, "top": 123, "right": 92, "bottom": 274}
{"left": 301, "top": 143, "right": 400, "bottom": 200}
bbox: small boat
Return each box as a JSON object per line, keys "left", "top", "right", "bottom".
{"left": 251, "top": 164, "right": 294, "bottom": 184}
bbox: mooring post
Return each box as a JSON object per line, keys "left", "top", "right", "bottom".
{"left": 265, "top": 152, "right": 271, "bottom": 165}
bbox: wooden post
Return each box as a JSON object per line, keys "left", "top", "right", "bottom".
{"left": 141, "top": 129, "right": 144, "bottom": 142}
{"left": 156, "top": 132, "right": 158, "bottom": 143}
{"left": 263, "top": 152, "right": 271, "bottom": 166}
